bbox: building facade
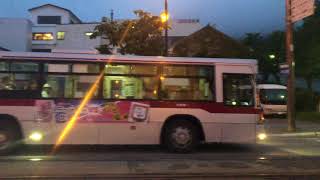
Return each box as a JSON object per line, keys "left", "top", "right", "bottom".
{"left": 29, "top": 4, "right": 100, "bottom": 52}
{"left": 0, "top": 18, "right": 32, "bottom": 52}
{"left": 0, "top": 4, "right": 203, "bottom": 53}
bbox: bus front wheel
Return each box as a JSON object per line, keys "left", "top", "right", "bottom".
{"left": 0, "top": 126, "right": 20, "bottom": 154}
{"left": 164, "top": 121, "right": 200, "bottom": 153}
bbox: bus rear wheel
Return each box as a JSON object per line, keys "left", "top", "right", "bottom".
{"left": 164, "top": 121, "right": 200, "bottom": 153}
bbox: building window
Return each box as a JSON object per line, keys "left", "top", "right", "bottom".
{"left": 57, "top": 32, "right": 65, "bottom": 40}
{"left": 85, "top": 32, "right": 93, "bottom": 37}
{"left": 32, "top": 49, "right": 52, "bottom": 53}
{"left": 32, "top": 33, "right": 54, "bottom": 41}
{"left": 38, "top": 16, "right": 61, "bottom": 24}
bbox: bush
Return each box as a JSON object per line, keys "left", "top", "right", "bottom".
{"left": 295, "top": 89, "right": 319, "bottom": 112}
{"left": 296, "top": 112, "right": 320, "bottom": 123}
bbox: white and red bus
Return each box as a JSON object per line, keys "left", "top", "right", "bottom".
{"left": 0, "top": 51, "right": 264, "bottom": 153}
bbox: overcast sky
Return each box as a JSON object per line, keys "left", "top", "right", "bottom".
{"left": 0, "top": 0, "right": 286, "bottom": 38}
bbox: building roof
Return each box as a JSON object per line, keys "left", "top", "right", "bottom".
{"left": 172, "top": 25, "right": 251, "bottom": 58}
{"left": 0, "top": 46, "right": 10, "bottom": 51}
{"left": 167, "top": 19, "right": 203, "bottom": 37}
{"left": 28, "top": 4, "right": 82, "bottom": 23}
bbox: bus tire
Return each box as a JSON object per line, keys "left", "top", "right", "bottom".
{"left": 163, "top": 120, "right": 200, "bottom": 153}
{"left": 0, "top": 124, "right": 20, "bottom": 154}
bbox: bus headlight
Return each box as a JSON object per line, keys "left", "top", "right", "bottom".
{"left": 29, "top": 132, "right": 43, "bottom": 142}
{"left": 258, "top": 133, "right": 267, "bottom": 140}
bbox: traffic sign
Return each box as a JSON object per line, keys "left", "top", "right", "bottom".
{"left": 279, "top": 63, "right": 289, "bottom": 74}
{"left": 291, "top": 0, "right": 315, "bottom": 22}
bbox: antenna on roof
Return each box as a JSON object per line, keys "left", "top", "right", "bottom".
{"left": 110, "top": 9, "right": 114, "bottom": 22}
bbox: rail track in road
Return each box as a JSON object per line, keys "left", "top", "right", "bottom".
{"left": 2, "top": 174, "right": 320, "bottom": 180}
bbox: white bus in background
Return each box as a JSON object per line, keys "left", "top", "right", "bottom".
{"left": 257, "top": 84, "right": 287, "bottom": 116}
{"left": 0, "top": 51, "right": 265, "bottom": 153}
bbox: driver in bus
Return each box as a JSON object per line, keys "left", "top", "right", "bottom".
{"left": 41, "top": 83, "right": 53, "bottom": 98}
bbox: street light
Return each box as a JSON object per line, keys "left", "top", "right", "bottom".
{"left": 269, "top": 54, "right": 276, "bottom": 59}
{"left": 161, "top": 0, "right": 169, "bottom": 56}
{"left": 160, "top": 11, "right": 169, "bottom": 23}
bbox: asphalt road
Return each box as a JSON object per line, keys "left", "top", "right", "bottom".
{"left": 0, "top": 118, "right": 320, "bottom": 179}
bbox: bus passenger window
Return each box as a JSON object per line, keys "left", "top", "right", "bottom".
{"left": 103, "top": 76, "right": 158, "bottom": 100}
{"left": 44, "top": 75, "right": 99, "bottom": 98}
{"left": 25, "top": 79, "right": 38, "bottom": 90}
{"left": 0, "top": 74, "right": 38, "bottom": 91}
{"left": 160, "top": 78, "right": 212, "bottom": 101}
{"left": 0, "top": 75, "right": 15, "bottom": 90}
{"left": 223, "top": 74, "right": 254, "bottom": 106}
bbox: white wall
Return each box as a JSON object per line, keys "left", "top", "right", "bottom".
{"left": 30, "top": 6, "right": 74, "bottom": 25}
{"left": 0, "top": 18, "right": 32, "bottom": 51}
{"left": 55, "top": 24, "right": 101, "bottom": 50}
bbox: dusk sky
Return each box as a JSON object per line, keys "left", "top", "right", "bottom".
{"left": 0, "top": 0, "right": 285, "bottom": 37}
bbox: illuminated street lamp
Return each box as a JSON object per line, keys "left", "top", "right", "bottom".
{"left": 269, "top": 54, "right": 276, "bottom": 59}
{"left": 160, "top": 11, "right": 170, "bottom": 23}
{"left": 161, "top": 0, "right": 169, "bottom": 56}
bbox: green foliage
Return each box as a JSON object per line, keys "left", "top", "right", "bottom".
{"left": 242, "top": 32, "right": 285, "bottom": 83}
{"left": 91, "top": 10, "right": 164, "bottom": 56}
{"left": 295, "top": 89, "right": 319, "bottom": 111}
{"left": 296, "top": 112, "right": 320, "bottom": 123}
{"left": 295, "top": 1, "right": 320, "bottom": 92}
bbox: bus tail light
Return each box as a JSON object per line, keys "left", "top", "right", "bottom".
{"left": 258, "top": 111, "right": 265, "bottom": 124}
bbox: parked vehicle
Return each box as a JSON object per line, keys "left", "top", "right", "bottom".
{"left": 257, "top": 84, "right": 287, "bottom": 116}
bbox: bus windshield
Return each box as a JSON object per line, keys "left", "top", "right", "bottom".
{"left": 260, "top": 89, "right": 287, "bottom": 105}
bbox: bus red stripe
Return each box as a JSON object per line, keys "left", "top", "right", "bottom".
{"left": 0, "top": 99, "right": 260, "bottom": 114}
{"left": 0, "top": 99, "right": 36, "bottom": 106}
{"left": 149, "top": 101, "right": 261, "bottom": 114}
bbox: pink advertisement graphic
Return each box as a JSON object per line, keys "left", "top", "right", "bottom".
{"left": 50, "top": 101, "right": 150, "bottom": 123}
{"left": 35, "top": 100, "right": 54, "bottom": 122}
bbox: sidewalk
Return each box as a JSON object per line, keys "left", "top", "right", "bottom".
{"left": 265, "top": 118, "right": 320, "bottom": 135}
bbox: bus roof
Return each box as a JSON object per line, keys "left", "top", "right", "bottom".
{"left": 257, "top": 84, "right": 287, "bottom": 90}
{"left": 0, "top": 51, "right": 257, "bottom": 65}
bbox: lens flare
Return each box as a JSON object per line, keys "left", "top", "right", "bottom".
{"left": 52, "top": 22, "right": 134, "bottom": 154}
{"left": 52, "top": 73, "right": 103, "bottom": 153}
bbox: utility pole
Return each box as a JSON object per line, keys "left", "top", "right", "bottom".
{"left": 164, "top": 0, "right": 169, "bottom": 56}
{"left": 286, "top": 0, "right": 296, "bottom": 132}
{"left": 110, "top": 9, "right": 114, "bottom": 22}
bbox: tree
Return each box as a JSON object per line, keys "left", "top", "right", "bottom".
{"left": 295, "top": 0, "right": 320, "bottom": 93}
{"left": 242, "top": 32, "right": 285, "bottom": 83}
{"left": 91, "top": 10, "right": 164, "bottom": 56}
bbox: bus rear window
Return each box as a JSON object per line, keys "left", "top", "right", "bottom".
{"left": 223, "top": 74, "right": 254, "bottom": 106}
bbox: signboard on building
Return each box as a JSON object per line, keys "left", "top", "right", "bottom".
{"left": 279, "top": 63, "right": 289, "bottom": 74}
{"left": 291, "top": 0, "right": 315, "bottom": 22}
